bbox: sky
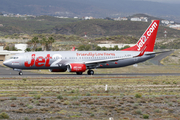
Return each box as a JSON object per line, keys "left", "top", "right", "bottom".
{"left": 141, "top": 0, "right": 180, "bottom": 3}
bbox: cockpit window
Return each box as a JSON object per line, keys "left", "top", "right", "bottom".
{"left": 10, "top": 57, "right": 19, "bottom": 59}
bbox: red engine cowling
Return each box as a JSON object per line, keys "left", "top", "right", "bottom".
{"left": 49, "top": 69, "right": 67, "bottom": 72}
{"left": 67, "top": 63, "right": 86, "bottom": 72}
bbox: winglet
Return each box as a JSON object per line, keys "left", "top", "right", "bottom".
{"left": 71, "top": 47, "right": 75, "bottom": 51}
{"left": 122, "top": 20, "right": 160, "bottom": 52}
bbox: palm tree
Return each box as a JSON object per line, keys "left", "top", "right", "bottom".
{"left": 31, "top": 37, "right": 39, "bottom": 51}
{"left": 47, "top": 37, "right": 55, "bottom": 51}
{"left": 40, "top": 37, "right": 47, "bottom": 51}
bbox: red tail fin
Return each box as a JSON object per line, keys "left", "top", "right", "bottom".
{"left": 122, "top": 20, "right": 160, "bottom": 52}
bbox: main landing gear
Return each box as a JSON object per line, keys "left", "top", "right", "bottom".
{"left": 87, "top": 69, "right": 94, "bottom": 75}
{"left": 76, "top": 72, "right": 83, "bottom": 75}
{"left": 76, "top": 70, "right": 94, "bottom": 75}
{"left": 19, "top": 71, "right": 23, "bottom": 76}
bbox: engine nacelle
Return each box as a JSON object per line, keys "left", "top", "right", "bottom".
{"left": 67, "top": 63, "right": 86, "bottom": 72}
{"left": 49, "top": 69, "right": 67, "bottom": 72}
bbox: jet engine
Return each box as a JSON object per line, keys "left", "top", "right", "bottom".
{"left": 49, "top": 69, "right": 67, "bottom": 72}
{"left": 67, "top": 63, "right": 86, "bottom": 72}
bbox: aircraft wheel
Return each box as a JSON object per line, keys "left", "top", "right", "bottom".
{"left": 76, "top": 72, "right": 83, "bottom": 75}
{"left": 19, "top": 71, "right": 23, "bottom": 76}
{"left": 87, "top": 70, "right": 94, "bottom": 75}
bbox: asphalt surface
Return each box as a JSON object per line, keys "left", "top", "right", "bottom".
{"left": 1, "top": 65, "right": 180, "bottom": 78}
{"left": 149, "top": 50, "right": 174, "bottom": 65}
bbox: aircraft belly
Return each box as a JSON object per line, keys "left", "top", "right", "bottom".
{"left": 97, "top": 55, "right": 155, "bottom": 68}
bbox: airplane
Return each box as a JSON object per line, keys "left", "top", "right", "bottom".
{"left": 3, "top": 20, "right": 160, "bottom": 76}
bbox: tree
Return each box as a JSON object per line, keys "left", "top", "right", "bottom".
{"left": 30, "top": 37, "right": 39, "bottom": 51}
{"left": 114, "top": 45, "right": 119, "bottom": 50}
{"left": 25, "top": 48, "right": 31, "bottom": 52}
{"left": 47, "top": 37, "right": 55, "bottom": 51}
{"left": 101, "top": 46, "right": 107, "bottom": 51}
{"left": 78, "top": 45, "right": 86, "bottom": 51}
{"left": 4, "top": 45, "right": 18, "bottom": 51}
{"left": 4, "top": 46, "right": 9, "bottom": 50}
{"left": 95, "top": 46, "right": 101, "bottom": 51}
{"left": 78, "top": 45, "right": 91, "bottom": 51}
{"left": 159, "top": 45, "right": 166, "bottom": 49}
{"left": 40, "top": 37, "right": 47, "bottom": 51}
{"left": 85, "top": 45, "right": 91, "bottom": 51}
{"left": 35, "top": 48, "right": 42, "bottom": 51}
{"left": 154, "top": 44, "right": 158, "bottom": 49}
{"left": 109, "top": 47, "right": 114, "bottom": 50}
{"left": 12, "top": 46, "right": 18, "bottom": 51}
{"left": 120, "top": 45, "right": 130, "bottom": 50}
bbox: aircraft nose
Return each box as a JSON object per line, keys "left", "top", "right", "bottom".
{"left": 3, "top": 60, "right": 10, "bottom": 67}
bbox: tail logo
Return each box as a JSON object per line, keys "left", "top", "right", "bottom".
{"left": 147, "top": 22, "right": 158, "bottom": 37}
{"left": 137, "top": 36, "right": 147, "bottom": 51}
{"left": 137, "top": 22, "right": 158, "bottom": 51}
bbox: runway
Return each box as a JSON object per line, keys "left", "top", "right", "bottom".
{"left": 1, "top": 65, "right": 180, "bottom": 78}
{"left": 149, "top": 50, "right": 174, "bottom": 65}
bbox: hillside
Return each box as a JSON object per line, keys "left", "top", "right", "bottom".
{"left": 53, "top": 19, "right": 180, "bottom": 38}
{"left": 0, "top": 16, "right": 80, "bottom": 35}
{"left": 1, "top": 16, "right": 180, "bottom": 39}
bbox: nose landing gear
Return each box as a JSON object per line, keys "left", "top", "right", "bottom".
{"left": 13, "top": 69, "right": 23, "bottom": 76}
{"left": 19, "top": 71, "right": 23, "bottom": 76}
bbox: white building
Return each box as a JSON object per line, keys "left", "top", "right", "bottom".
{"left": 15, "top": 44, "right": 27, "bottom": 51}
{"left": 121, "top": 17, "right": 128, "bottom": 21}
{"left": 169, "top": 24, "right": 180, "bottom": 30}
{"left": 161, "top": 20, "right": 170, "bottom": 25}
{"left": 84, "top": 16, "right": 94, "bottom": 20}
{"left": 140, "top": 17, "right": 148, "bottom": 22}
{"left": 114, "top": 17, "right": 121, "bottom": 21}
{"left": 0, "top": 46, "right": 10, "bottom": 65}
{"left": 130, "top": 17, "right": 148, "bottom": 22}
{"left": 114, "top": 17, "right": 128, "bottom": 21}
{"left": 131, "top": 18, "right": 141, "bottom": 22}
{"left": 170, "top": 21, "right": 175, "bottom": 24}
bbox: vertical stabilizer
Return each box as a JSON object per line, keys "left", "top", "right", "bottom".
{"left": 122, "top": 20, "right": 160, "bottom": 52}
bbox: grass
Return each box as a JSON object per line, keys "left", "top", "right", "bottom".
{"left": 0, "top": 75, "right": 179, "bottom": 97}
{"left": 135, "top": 93, "right": 142, "bottom": 98}
{"left": 0, "top": 95, "right": 179, "bottom": 119}
{"left": 0, "top": 112, "right": 9, "bottom": 119}
{"left": 0, "top": 65, "right": 180, "bottom": 119}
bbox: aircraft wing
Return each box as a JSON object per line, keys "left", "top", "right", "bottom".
{"left": 84, "top": 50, "right": 173, "bottom": 65}
{"left": 84, "top": 45, "right": 148, "bottom": 64}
